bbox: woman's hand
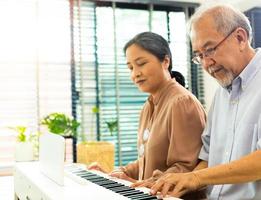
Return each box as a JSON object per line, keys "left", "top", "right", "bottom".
{"left": 131, "top": 169, "right": 163, "bottom": 188}
{"left": 150, "top": 172, "right": 201, "bottom": 197}
{"left": 130, "top": 177, "right": 155, "bottom": 188}
{"left": 87, "top": 162, "right": 107, "bottom": 173}
{"left": 109, "top": 168, "right": 136, "bottom": 183}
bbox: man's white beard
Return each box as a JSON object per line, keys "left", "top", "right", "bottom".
{"left": 216, "top": 70, "right": 235, "bottom": 88}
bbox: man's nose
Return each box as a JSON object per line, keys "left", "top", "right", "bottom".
{"left": 201, "top": 57, "right": 215, "bottom": 71}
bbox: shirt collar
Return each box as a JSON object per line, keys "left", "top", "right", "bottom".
{"left": 227, "top": 48, "right": 261, "bottom": 93}
{"left": 238, "top": 48, "right": 261, "bottom": 90}
{"left": 148, "top": 79, "right": 177, "bottom": 105}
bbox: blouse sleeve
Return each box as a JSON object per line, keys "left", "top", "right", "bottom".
{"left": 165, "top": 94, "right": 206, "bottom": 173}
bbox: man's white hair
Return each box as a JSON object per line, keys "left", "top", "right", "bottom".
{"left": 188, "top": 3, "right": 252, "bottom": 43}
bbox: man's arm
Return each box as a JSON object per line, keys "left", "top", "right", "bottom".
{"left": 150, "top": 150, "right": 261, "bottom": 197}
{"left": 195, "top": 150, "right": 261, "bottom": 186}
{"left": 193, "top": 160, "right": 208, "bottom": 171}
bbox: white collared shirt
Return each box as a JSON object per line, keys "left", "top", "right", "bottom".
{"left": 199, "top": 48, "right": 261, "bottom": 200}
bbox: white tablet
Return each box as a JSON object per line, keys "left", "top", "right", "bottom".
{"left": 39, "top": 132, "right": 65, "bottom": 186}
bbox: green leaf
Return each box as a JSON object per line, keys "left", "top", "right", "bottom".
{"left": 92, "top": 106, "right": 99, "bottom": 114}
{"left": 17, "top": 132, "right": 26, "bottom": 142}
{"left": 105, "top": 120, "right": 118, "bottom": 136}
{"left": 41, "top": 113, "right": 80, "bottom": 137}
{"left": 8, "top": 126, "right": 27, "bottom": 142}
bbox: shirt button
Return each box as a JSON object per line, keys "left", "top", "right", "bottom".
{"left": 231, "top": 100, "right": 237, "bottom": 104}
{"left": 143, "top": 129, "right": 150, "bottom": 142}
{"left": 139, "top": 144, "right": 144, "bottom": 157}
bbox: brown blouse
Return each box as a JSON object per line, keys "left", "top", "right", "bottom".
{"left": 123, "top": 79, "right": 206, "bottom": 180}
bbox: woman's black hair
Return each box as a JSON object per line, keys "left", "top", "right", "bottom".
{"left": 124, "top": 31, "right": 185, "bottom": 87}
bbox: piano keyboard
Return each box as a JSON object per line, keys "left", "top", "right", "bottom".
{"left": 65, "top": 164, "right": 160, "bottom": 200}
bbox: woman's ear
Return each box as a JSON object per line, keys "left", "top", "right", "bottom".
{"left": 162, "top": 55, "right": 170, "bottom": 70}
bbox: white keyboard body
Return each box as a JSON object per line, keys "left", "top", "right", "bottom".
{"left": 14, "top": 162, "right": 181, "bottom": 200}
{"left": 65, "top": 163, "right": 181, "bottom": 200}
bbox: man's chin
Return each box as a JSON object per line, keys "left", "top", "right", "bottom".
{"left": 216, "top": 78, "right": 233, "bottom": 88}
{"left": 214, "top": 72, "right": 234, "bottom": 88}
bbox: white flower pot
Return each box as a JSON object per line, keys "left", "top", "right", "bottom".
{"left": 15, "top": 142, "right": 34, "bottom": 162}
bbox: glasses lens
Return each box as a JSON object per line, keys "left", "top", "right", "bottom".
{"left": 192, "top": 56, "right": 200, "bottom": 65}
{"left": 205, "top": 48, "right": 215, "bottom": 57}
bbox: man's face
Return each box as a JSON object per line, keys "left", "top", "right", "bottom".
{"left": 191, "top": 17, "right": 239, "bottom": 87}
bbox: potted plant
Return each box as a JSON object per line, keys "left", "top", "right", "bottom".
{"left": 77, "top": 106, "right": 117, "bottom": 172}
{"left": 10, "top": 126, "right": 34, "bottom": 162}
{"left": 41, "top": 113, "right": 80, "bottom": 162}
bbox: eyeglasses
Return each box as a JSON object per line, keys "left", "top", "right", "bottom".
{"left": 192, "top": 28, "right": 237, "bottom": 65}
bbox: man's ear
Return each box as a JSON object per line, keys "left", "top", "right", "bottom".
{"left": 235, "top": 27, "right": 249, "bottom": 50}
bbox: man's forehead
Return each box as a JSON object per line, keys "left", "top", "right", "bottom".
{"left": 190, "top": 23, "right": 220, "bottom": 52}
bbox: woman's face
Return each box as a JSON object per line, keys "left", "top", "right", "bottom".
{"left": 126, "top": 44, "right": 170, "bottom": 96}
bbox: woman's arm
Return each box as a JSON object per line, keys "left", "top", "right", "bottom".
{"left": 166, "top": 95, "right": 206, "bottom": 173}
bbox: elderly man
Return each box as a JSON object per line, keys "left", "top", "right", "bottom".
{"left": 136, "top": 3, "right": 261, "bottom": 200}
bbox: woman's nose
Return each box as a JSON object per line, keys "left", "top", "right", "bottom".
{"left": 132, "top": 68, "right": 141, "bottom": 78}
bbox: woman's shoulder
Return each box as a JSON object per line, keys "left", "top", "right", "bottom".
{"left": 168, "top": 83, "right": 194, "bottom": 99}
{"left": 167, "top": 85, "right": 202, "bottom": 108}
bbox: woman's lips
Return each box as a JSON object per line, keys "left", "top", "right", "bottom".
{"left": 136, "top": 79, "right": 146, "bottom": 85}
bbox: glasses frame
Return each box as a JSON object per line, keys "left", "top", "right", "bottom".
{"left": 192, "top": 28, "right": 238, "bottom": 65}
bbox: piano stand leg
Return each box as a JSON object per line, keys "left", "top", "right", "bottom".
{"left": 14, "top": 193, "right": 19, "bottom": 200}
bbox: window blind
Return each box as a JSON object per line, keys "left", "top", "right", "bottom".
{"left": 0, "top": 0, "right": 72, "bottom": 169}
{"left": 186, "top": 6, "right": 205, "bottom": 106}
{"left": 245, "top": 8, "right": 261, "bottom": 48}
{"left": 72, "top": 1, "right": 199, "bottom": 166}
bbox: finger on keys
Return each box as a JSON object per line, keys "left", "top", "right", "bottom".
{"left": 87, "top": 162, "right": 106, "bottom": 173}
{"left": 161, "top": 182, "right": 174, "bottom": 197}
{"left": 150, "top": 179, "right": 165, "bottom": 195}
{"left": 110, "top": 171, "right": 123, "bottom": 178}
{"left": 131, "top": 179, "right": 153, "bottom": 188}
{"left": 170, "top": 183, "right": 187, "bottom": 198}
{"left": 130, "top": 180, "right": 144, "bottom": 188}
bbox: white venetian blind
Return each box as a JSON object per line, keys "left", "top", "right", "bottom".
{"left": 73, "top": 1, "right": 195, "bottom": 167}
{"left": 0, "top": 0, "right": 72, "bottom": 170}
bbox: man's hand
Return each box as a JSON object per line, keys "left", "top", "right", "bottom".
{"left": 150, "top": 172, "right": 202, "bottom": 197}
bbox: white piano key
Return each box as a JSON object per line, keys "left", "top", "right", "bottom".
{"left": 64, "top": 164, "right": 182, "bottom": 200}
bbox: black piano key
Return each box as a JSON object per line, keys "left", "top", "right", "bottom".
{"left": 118, "top": 188, "right": 139, "bottom": 194}
{"left": 104, "top": 183, "right": 125, "bottom": 189}
{"left": 110, "top": 185, "right": 135, "bottom": 193}
{"left": 93, "top": 180, "right": 116, "bottom": 185}
{"left": 79, "top": 174, "right": 99, "bottom": 179}
{"left": 119, "top": 190, "right": 144, "bottom": 196}
{"left": 73, "top": 170, "right": 91, "bottom": 175}
{"left": 70, "top": 168, "right": 159, "bottom": 199}
{"left": 96, "top": 180, "right": 118, "bottom": 186}
{"left": 86, "top": 178, "right": 108, "bottom": 183}
{"left": 83, "top": 176, "right": 106, "bottom": 181}
{"left": 76, "top": 173, "right": 98, "bottom": 178}
{"left": 129, "top": 193, "right": 158, "bottom": 200}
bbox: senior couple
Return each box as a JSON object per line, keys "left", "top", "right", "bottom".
{"left": 89, "top": 3, "right": 261, "bottom": 200}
